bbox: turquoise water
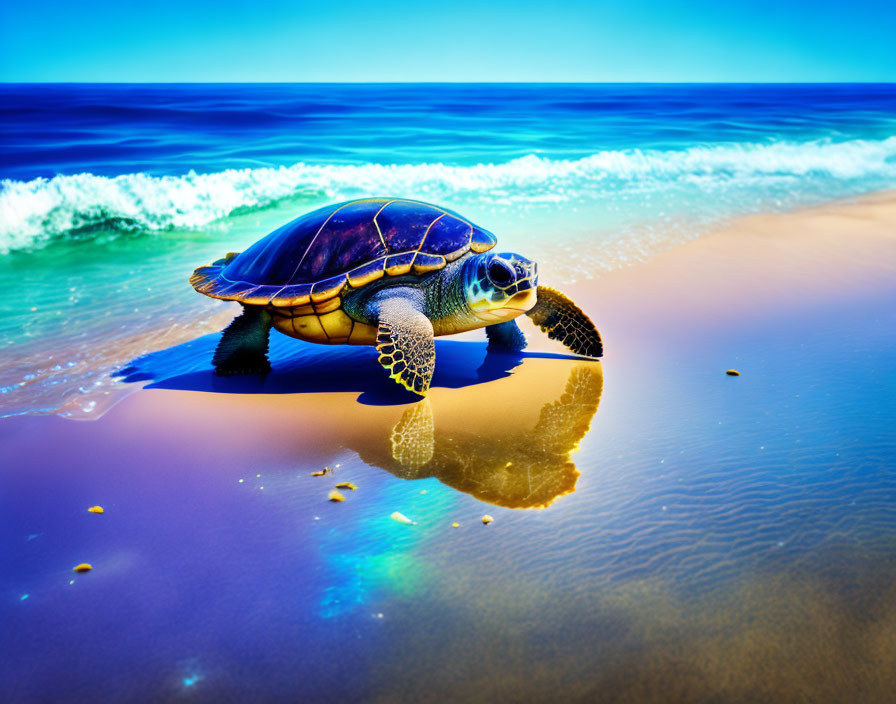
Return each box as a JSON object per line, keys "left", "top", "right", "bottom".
{"left": 1, "top": 83, "right": 895, "bottom": 417}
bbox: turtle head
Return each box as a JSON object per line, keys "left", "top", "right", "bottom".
{"left": 463, "top": 252, "right": 538, "bottom": 322}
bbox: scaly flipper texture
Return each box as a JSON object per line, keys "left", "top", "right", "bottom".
{"left": 390, "top": 399, "right": 435, "bottom": 472}
{"left": 486, "top": 319, "right": 528, "bottom": 352}
{"left": 213, "top": 305, "right": 273, "bottom": 376}
{"left": 375, "top": 297, "right": 436, "bottom": 396}
{"left": 526, "top": 286, "right": 603, "bottom": 358}
{"left": 531, "top": 364, "right": 604, "bottom": 456}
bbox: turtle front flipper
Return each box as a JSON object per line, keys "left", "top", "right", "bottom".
{"left": 526, "top": 286, "right": 603, "bottom": 358}
{"left": 374, "top": 295, "right": 436, "bottom": 396}
{"left": 213, "top": 305, "right": 273, "bottom": 376}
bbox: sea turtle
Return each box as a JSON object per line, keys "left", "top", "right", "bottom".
{"left": 190, "top": 198, "right": 602, "bottom": 395}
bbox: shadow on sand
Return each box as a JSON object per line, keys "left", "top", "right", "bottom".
{"left": 115, "top": 331, "right": 605, "bottom": 507}
{"left": 115, "top": 331, "right": 577, "bottom": 405}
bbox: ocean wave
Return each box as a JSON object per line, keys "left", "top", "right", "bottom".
{"left": 2, "top": 137, "right": 895, "bottom": 253}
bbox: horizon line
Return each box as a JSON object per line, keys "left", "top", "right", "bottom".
{"left": 2, "top": 80, "right": 894, "bottom": 86}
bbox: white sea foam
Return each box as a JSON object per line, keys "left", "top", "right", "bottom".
{"left": 2, "top": 137, "right": 895, "bottom": 253}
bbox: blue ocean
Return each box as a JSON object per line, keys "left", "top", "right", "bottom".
{"left": 1, "top": 83, "right": 895, "bottom": 417}
{"left": 3, "top": 84, "right": 896, "bottom": 702}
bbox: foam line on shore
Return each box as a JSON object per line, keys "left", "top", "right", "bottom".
{"left": 3, "top": 137, "right": 895, "bottom": 252}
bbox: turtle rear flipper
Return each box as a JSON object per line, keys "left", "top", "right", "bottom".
{"left": 526, "top": 286, "right": 603, "bottom": 358}
{"left": 211, "top": 251, "right": 241, "bottom": 267}
{"left": 373, "top": 295, "right": 435, "bottom": 396}
{"left": 213, "top": 305, "right": 273, "bottom": 376}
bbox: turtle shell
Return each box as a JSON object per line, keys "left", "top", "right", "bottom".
{"left": 190, "top": 198, "right": 497, "bottom": 308}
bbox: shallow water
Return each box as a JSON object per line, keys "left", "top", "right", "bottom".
{"left": 2, "top": 267, "right": 895, "bottom": 702}
{"left": 2, "top": 83, "right": 896, "bottom": 417}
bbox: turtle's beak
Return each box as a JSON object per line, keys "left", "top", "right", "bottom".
{"left": 506, "top": 287, "right": 537, "bottom": 312}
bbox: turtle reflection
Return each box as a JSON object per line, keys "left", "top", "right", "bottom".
{"left": 357, "top": 363, "right": 603, "bottom": 508}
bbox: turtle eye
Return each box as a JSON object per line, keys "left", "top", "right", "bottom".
{"left": 487, "top": 258, "right": 515, "bottom": 288}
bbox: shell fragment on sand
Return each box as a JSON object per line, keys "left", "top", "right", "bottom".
{"left": 481, "top": 515, "right": 494, "bottom": 525}
{"left": 390, "top": 512, "right": 417, "bottom": 525}
{"left": 335, "top": 482, "right": 357, "bottom": 490}
{"left": 87, "top": 506, "right": 104, "bottom": 514}
{"left": 73, "top": 563, "right": 92, "bottom": 573}
{"left": 328, "top": 489, "right": 346, "bottom": 502}
{"left": 726, "top": 369, "right": 741, "bottom": 376}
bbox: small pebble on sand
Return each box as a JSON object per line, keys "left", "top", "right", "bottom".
{"left": 481, "top": 515, "right": 494, "bottom": 525}
{"left": 726, "top": 369, "right": 741, "bottom": 376}
{"left": 328, "top": 489, "right": 346, "bottom": 502}
{"left": 73, "top": 563, "right": 92, "bottom": 573}
{"left": 87, "top": 506, "right": 104, "bottom": 514}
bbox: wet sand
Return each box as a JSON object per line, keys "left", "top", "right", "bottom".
{"left": 2, "top": 192, "right": 896, "bottom": 702}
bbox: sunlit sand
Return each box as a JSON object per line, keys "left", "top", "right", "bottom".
{"left": 4, "top": 191, "right": 895, "bottom": 701}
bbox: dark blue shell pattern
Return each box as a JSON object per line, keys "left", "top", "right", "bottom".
{"left": 190, "top": 198, "right": 498, "bottom": 308}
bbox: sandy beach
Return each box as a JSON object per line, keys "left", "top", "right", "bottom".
{"left": 3, "top": 192, "right": 896, "bottom": 702}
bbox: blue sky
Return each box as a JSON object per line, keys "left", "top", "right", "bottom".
{"left": 1, "top": 0, "right": 894, "bottom": 82}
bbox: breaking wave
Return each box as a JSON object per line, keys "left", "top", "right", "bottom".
{"left": 2, "top": 137, "right": 895, "bottom": 253}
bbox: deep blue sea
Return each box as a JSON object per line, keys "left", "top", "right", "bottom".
{"left": 1, "top": 83, "right": 895, "bottom": 417}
